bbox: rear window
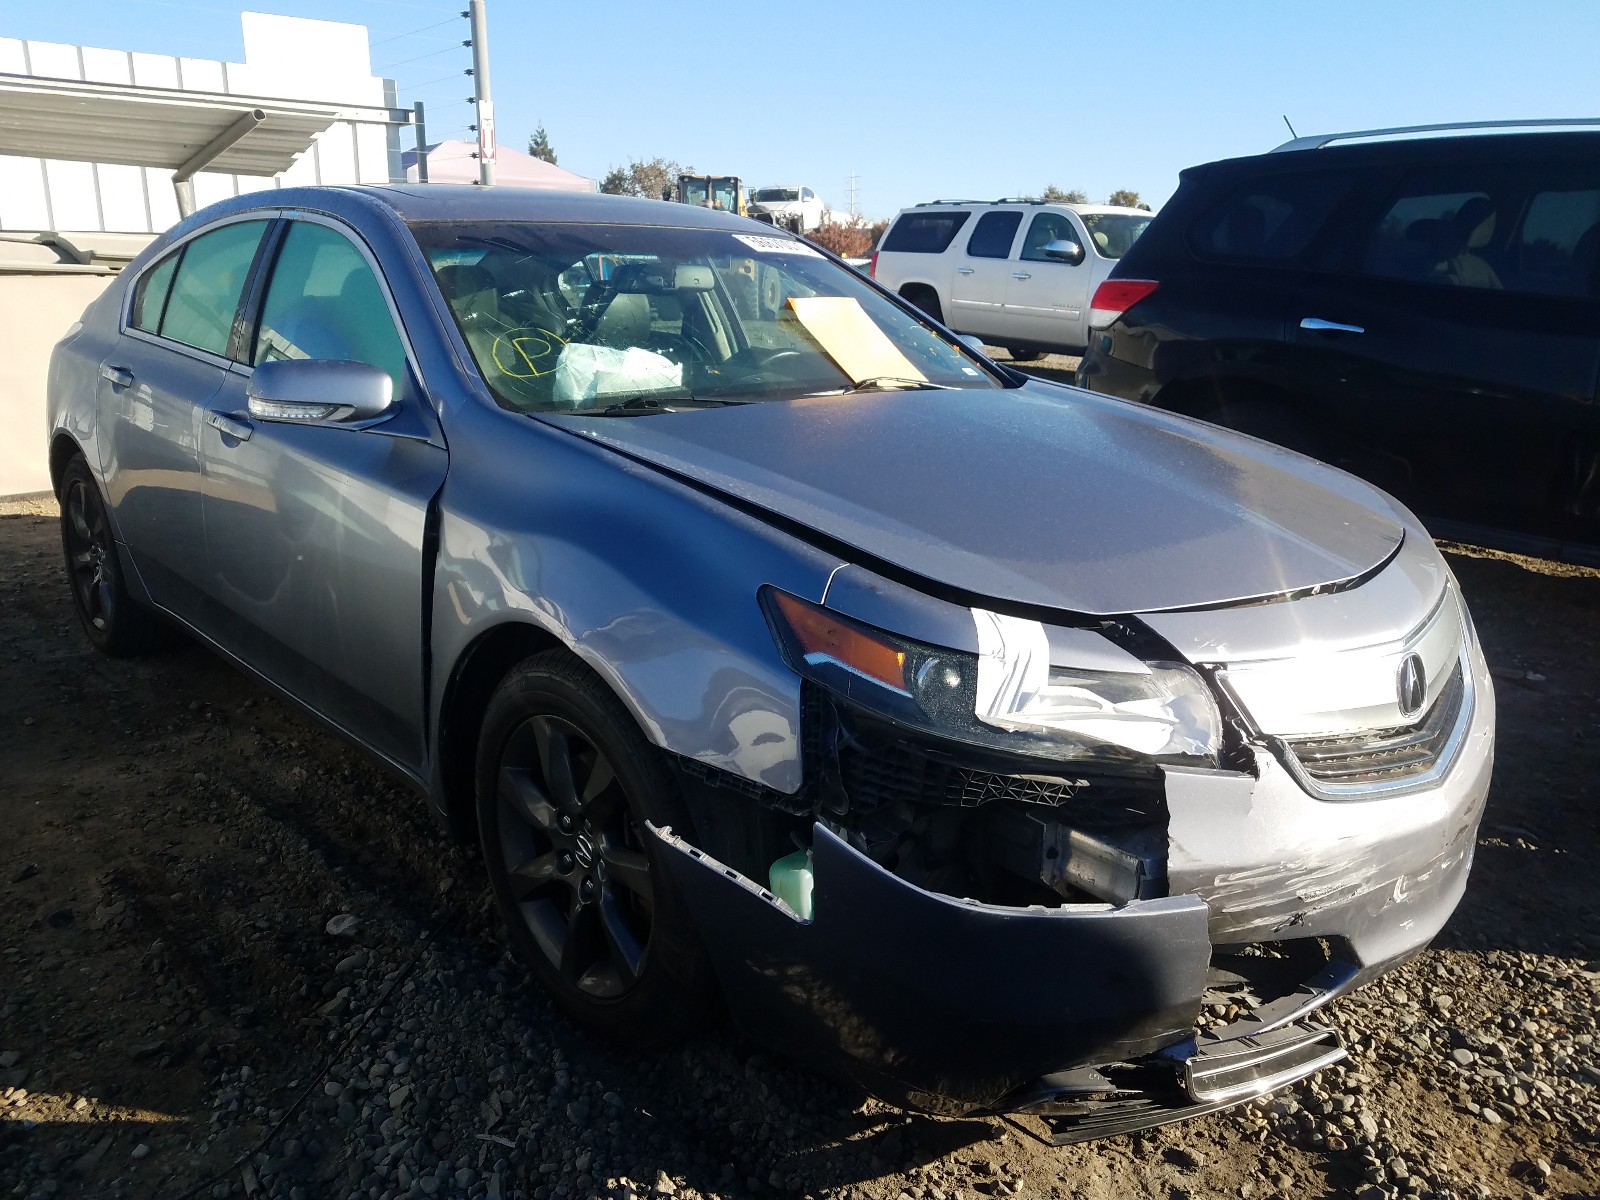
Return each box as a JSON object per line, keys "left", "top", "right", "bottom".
{"left": 881, "top": 211, "right": 971, "bottom": 254}
{"left": 1189, "top": 173, "right": 1352, "bottom": 264}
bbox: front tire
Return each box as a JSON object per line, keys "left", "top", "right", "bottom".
{"left": 1005, "top": 347, "right": 1045, "bottom": 362}
{"left": 58, "top": 455, "right": 167, "bottom": 657}
{"left": 901, "top": 286, "right": 943, "bottom": 324}
{"left": 474, "top": 650, "right": 718, "bottom": 1045}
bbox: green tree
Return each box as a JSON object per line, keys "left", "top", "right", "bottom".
{"left": 1107, "top": 189, "right": 1144, "bottom": 209}
{"left": 1042, "top": 185, "right": 1088, "bottom": 204}
{"left": 600, "top": 157, "right": 689, "bottom": 201}
{"left": 526, "top": 124, "right": 557, "bottom": 164}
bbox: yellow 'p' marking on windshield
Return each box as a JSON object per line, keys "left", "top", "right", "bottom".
{"left": 491, "top": 327, "right": 567, "bottom": 379}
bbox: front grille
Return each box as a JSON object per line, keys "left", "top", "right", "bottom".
{"left": 840, "top": 741, "right": 1084, "bottom": 808}
{"left": 1284, "top": 659, "right": 1465, "bottom": 787}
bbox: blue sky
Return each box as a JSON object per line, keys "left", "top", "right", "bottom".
{"left": 7, "top": 0, "right": 1600, "bottom": 218}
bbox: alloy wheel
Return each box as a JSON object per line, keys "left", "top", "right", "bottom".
{"left": 494, "top": 714, "right": 654, "bottom": 999}
{"left": 63, "top": 477, "right": 116, "bottom": 633}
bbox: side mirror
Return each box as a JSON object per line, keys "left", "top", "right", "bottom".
{"left": 956, "top": 334, "right": 987, "bottom": 355}
{"left": 246, "top": 359, "right": 395, "bottom": 424}
{"left": 1043, "top": 239, "right": 1086, "bottom": 266}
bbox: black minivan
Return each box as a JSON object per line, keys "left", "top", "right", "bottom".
{"left": 1076, "top": 123, "right": 1600, "bottom": 564}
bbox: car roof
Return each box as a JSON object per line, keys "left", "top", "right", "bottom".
{"left": 1189, "top": 129, "right": 1600, "bottom": 179}
{"left": 195, "top": 183, "right": 763, "bottom": 231}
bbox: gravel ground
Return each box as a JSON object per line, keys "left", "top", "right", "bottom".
{"left": 3, "top": 481, "right": 1600, "bottom": 1200}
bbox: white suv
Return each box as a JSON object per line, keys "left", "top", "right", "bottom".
{"left": 749, "top": 185, "right": 826, "bottom": 234}
{"left": 871, "top": 200, "right": 1152, "bottom": 359}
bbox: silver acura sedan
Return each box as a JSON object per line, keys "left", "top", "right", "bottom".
{"left": 47, "top": 185, "right": 1493, "bottom": 1141}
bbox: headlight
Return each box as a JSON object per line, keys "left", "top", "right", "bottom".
{"left": 761, "top": 588, "right": 1221, "bottom": 766}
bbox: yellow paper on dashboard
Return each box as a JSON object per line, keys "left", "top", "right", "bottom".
{"left": 786, "top": 296, "right": 926, "bottom": 385}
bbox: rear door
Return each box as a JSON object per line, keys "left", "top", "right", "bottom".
{"left": 1004, "top": 210, "right": 1095, "bottom": 349}
{"left": 947, "top": 209, "right": 1023, "bottom": 338}
{"left": 197, "top": 216, "right": 449, "bottom": 775}
{"left": 1290, "top": 160, "right": 1600, "bottom": 544}
{"left": 99, "top": 218, "right": 270, "bottom": 619}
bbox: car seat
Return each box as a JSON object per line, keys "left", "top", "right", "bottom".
{"left": 1439, "top": 198, "right": 1502, "bottom": 289}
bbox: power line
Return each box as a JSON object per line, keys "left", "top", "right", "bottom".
{"left": 370, "top": 15, "right": 462, "bottom": 47}
{"left": 376, "top": 43, "right": 466, "bottom": 71}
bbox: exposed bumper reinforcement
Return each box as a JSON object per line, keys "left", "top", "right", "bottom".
{"left": 1007, "top": 1019, "right": 1346, "bottom": 1143}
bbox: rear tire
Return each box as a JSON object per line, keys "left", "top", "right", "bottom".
{"left": 474, "top": 650, "right": 719, "bottom": 1046}
{"left": 901, "top": 286, "right": 943, "bottom": 324}
{"left": 1005, "top": 347, "right": 1045, "bottom": 362}
{"left": 58, "top": 455, "right": 167, "bottom": 657}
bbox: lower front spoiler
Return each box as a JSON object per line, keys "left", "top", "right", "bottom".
{"left": 1003, "top": 1019, "right": 1346, "bottom": 1144}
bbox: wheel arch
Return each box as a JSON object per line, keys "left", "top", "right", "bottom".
{"left": 434, "top": 619, "right": 566, "bottom": 843}
{"left": 48, "top": 431, "right": 88, "bottom": 497}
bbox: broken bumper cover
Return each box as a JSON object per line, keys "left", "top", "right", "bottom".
{"left": 654, "top": 821, "right": 1223, "bottom": 1115}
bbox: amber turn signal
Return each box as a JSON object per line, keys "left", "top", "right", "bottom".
{"left": 769, "top": 590, "right": 909, "bottom": 694}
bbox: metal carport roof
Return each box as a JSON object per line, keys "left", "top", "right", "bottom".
{"left": 0, "top": 72, "right": 412, "bottom": 213}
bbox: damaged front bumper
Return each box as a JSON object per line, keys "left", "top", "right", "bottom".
{"left": 653, "top": 820, "right": 1352, "bottom": 1137}
{"left": 651, "top": 639, "right": 1492, "bottom": 1136}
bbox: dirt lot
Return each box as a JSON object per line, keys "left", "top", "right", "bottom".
{"left": 3, "top": 472, "right": 1600, "bottom": 1200}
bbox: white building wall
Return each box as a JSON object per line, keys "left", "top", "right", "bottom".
{"left": 0, "top": 13, "right": 399, "bottom": 235}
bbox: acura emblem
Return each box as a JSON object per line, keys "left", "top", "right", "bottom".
{"left": 1397, "top": 653, "right": 1427, "bottom": 720}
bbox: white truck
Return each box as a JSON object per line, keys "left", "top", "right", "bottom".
{"left": 870, "top": 199, "right": 1152, "bottom": 359}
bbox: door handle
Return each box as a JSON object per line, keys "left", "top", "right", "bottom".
{"left": 1299, "top": 317, "right": 1364, "bottom": 334}
{"left": 99, "top": 364, "right": 134, "bottom": 388}
{"left": 1011, "top": 272, "right": 1032, "bottom": 280}
{"left": 956, "top": 267, "right": 974, "bottom": 275}
{"left": 207, "top": 410, "right": 253, "bottom": 442}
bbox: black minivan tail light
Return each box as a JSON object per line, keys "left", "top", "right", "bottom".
{"left": 1088, "top": 279, "right": 1159, "bottom": 330}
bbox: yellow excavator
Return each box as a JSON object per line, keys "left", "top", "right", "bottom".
{"left": 676, "top": 174, "right": 747, "bottom": 217}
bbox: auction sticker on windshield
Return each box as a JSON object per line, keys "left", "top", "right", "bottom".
{"left": 733, "top": 234, "right": 821, "bottom": 257}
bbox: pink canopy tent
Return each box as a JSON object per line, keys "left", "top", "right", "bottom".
{"left": 401, "top": 139, "right": 595, "bottom": 191}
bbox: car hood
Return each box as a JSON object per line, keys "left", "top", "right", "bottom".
{"left": 547, "top": 384, "right": 1404, "bottom": 617}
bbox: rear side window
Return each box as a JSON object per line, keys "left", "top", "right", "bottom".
{"left": 1189, "top": 173, "right": 1352, "bottom": 263}
{"left": 129, "top": 252, "right": 178, "bottom": 334}
{"left": 880, "top": 211, "right": 971, "bottom": 254}
{"left": 966, "top": 211, "right": 1023, "bottom": 259}
{"left": 1361, "top": 165, "right": 1600, "bottom": 297}
{"left": 159, "top": 220, "right": 269, "bottom": 356}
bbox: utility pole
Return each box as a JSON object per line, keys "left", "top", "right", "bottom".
{"left": 468, "top": 0, "right": 495, "bottom": 186}
{"left": 413, "top": 100, "right": 429, "bottom": 183}
{"left": 846, "top": 171, "right": 859, "bottom": 219}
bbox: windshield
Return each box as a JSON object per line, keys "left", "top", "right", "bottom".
{"left": 753, "top": 188, "right": 799, "bottom": 203}
{"left": 410, "top": 221, "right": 1001, "bottom": 414}
{"left": 1080, "top": 212, "right": 1153, "bottom": 259}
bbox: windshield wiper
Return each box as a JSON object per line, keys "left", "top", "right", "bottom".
{"left": 807, "top": 376, "right": 959, "bottom": 398}
{"left": 592, "top": 394, "right": 741, "bottom": 416}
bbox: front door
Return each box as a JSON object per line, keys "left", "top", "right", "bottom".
{"left": 197, "top": 218, "right": 449, "bottom": 775}
{"left": 1004, "top": 211, "right": 1095, "bottom": 351}
{"left": 947, "top": 209, "right": 1023, "bottom": 338}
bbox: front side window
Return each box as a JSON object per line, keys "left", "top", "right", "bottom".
{"left": 1361, "top": 165, "right": 1600, "bottom": 297}
{"left": 965, "top": 211, "right": 1023, "bottom": 259}
{"left": 1020, "top": 212, "right": 1080, "bottom": 262}
{"left": 159, "top": 220, "right": 269, "bottom": 356}
{"left": 410, "top": 222, "right": 1001, "bottom": 414}
{"left": 253, "top": 222, "right": 408, "bottom": 388}
{"left": 1079, "top": 212, "right": 1153, "bottom": 259}
{"left": 130, "top": 252, "right": 178, "bottom": 334}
